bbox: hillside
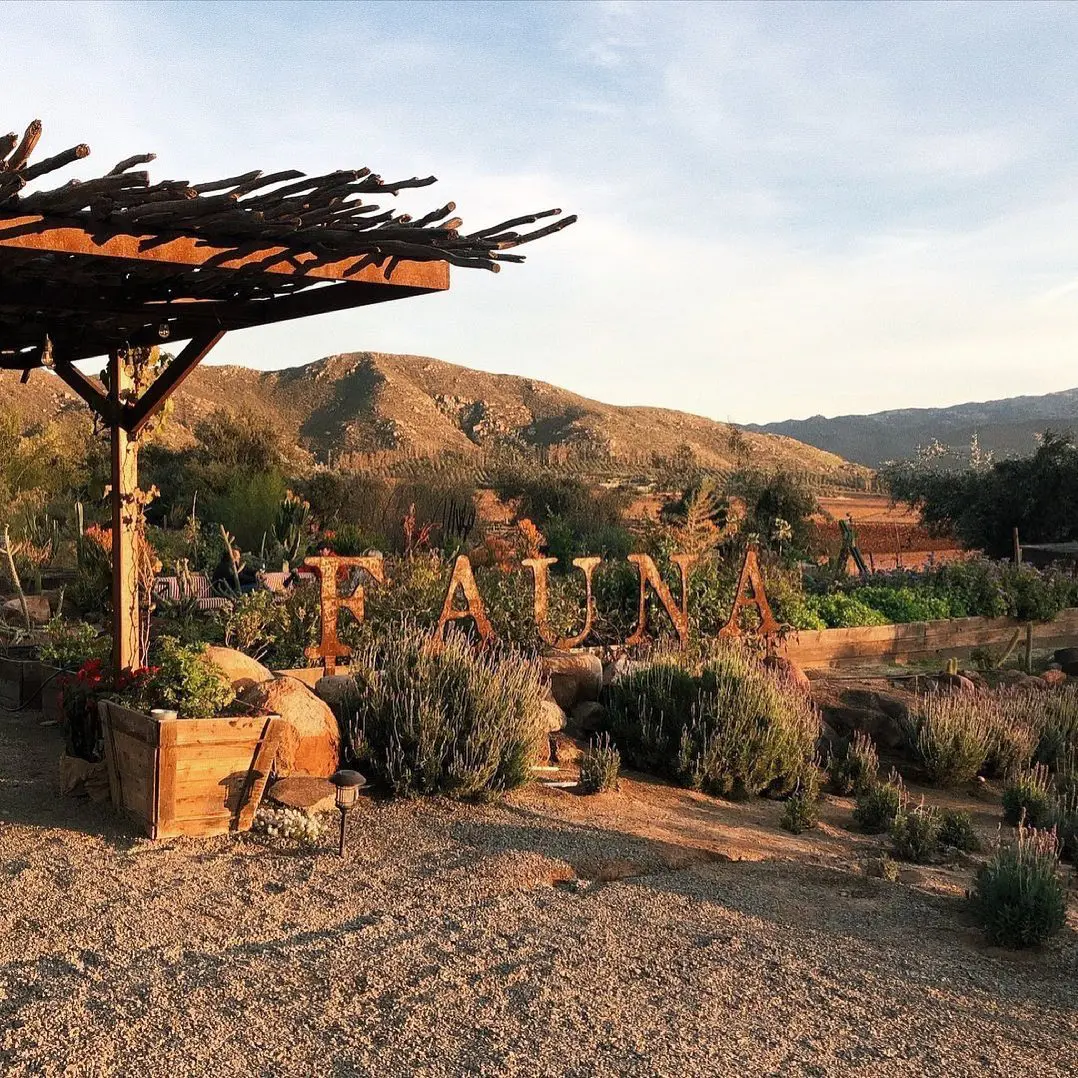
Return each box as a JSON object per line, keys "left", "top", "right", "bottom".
{"left": 2, "top": 352, "right": 868, "bottom": 481}
{"left": 749, "top": 387, "right": 1078, "bottom": 468}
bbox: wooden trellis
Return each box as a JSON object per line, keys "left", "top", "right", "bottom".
{"left": 0, "top": 119, "right": 574, "bottom": 674}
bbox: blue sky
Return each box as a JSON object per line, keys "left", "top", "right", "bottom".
{"left": 4, "top": 1, "right": 1078, "bottom": 422}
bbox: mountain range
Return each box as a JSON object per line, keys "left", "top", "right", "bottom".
{"left": 1, "top": 352, "right": 868, "bottom": 482}
{"left": 749, "top": 387, "right": 1078, "bottom": 468}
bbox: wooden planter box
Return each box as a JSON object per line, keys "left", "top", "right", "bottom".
{"left": 0, "top": 647, "right": 42, "bottom": 709}
{"left": 98, "top": 700, "right": 284, "bottom": 840}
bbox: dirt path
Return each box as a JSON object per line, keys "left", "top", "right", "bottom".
{"left": 0, "top": 710, "right": 1075, "bottom": 1077}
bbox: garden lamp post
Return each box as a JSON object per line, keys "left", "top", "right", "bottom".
{"left": 329, "top": 769, "right": 366, "bottom": 857}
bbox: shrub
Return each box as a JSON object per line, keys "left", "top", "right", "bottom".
{"left": 970, "top": 822, "right": 1066, "bottom": 948}
{"left": 908, "top": 695, "right": 992, "bottom": 786}
{"left": 938, "top": 809, "right": 981, "bottom": 852}
{"left": 853, "top": 772, "right": 905, "bottom": 834}
{"left": 345, "top": 623, "right": 545, "bottom": 799}
{"left": 891, "top": 802, "right": 941, "bottom": 863}
{"left": 38, "top": 616, "right": 106, "bottom": 669}
{"left": 578, "top": 734, "right": 620, "bottom": 794}
{"left": 1048, "top": 789, "right": 1078, "bottom": 863}
{"left": 603, "top": 645, "right": 819, "bottom": 800}
{"left": 1035, "top": 686, "right": 1078, "bottom": 769}
{"left": 1002, "top": 764, "right": 1055, "bottom": 828}
{"left": 827, "top": 731, "right": 879, "bottom": 795}
{"left": 140, "top": 636, "right": 235, "bottom": 718}
{"left": 983, "top": 692, "right": 1038, "bottom": 778}
{"left": 780, "top": 768, "right": 821, "bottom": 835}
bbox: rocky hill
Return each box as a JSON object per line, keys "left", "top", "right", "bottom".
{"left": 749, "top": 387, "right": 1078, "bottom": 468}
{"left": 3, "top": 352, "right": 869, "bottom": 481}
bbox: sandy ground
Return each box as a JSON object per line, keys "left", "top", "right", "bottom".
{"left": 1, "top": 709, "right": 1076, "bottom": 1078}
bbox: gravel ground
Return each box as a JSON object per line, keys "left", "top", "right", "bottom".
{"left": 1, "top": 709, "right": 1076, "bottom": 1077}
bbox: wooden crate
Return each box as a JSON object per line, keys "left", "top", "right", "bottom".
{"left": 99, "top": 701, "right": 283, "bottom": 839}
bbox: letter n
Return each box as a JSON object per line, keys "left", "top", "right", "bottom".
{"left": 626, "top": 554, "right": 697, "bottom": 648}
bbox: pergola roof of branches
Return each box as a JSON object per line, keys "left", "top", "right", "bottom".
{"left": 0, "top": 119, "right": 575, "bottom": 374}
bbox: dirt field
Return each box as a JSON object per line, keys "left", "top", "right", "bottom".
{"left": 1, "top": 707, "right": 1075, "bottom": 1077}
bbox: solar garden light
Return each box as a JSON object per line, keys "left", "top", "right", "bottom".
{"left": 329, "top": 769, "right": 366, "bottom": 857}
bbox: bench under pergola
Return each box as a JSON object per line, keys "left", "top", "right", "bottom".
{"left": 0, "top": 120, "right": 573, "bottom": 674}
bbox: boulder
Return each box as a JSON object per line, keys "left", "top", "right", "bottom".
{"left": 763, "top": 654, "right": 811, "bottom": 692}
{"left": 570, "top": 700, "right": 605, "bottom": 734}
{"left": 1042, "top": 669, "right": 1068, "bottom": 687}
{"left": 602, "top": 654, "right": 631, "bottom": 688}
{"left": 266, "top": 776, "right": 338, "bottom": 815}
{"left": 2, "top": 595, "right": 50, "bottom": 625}
{"left": 1054, "top": 647, "right": 1078, "bottom": 675}
{"left": 542, "top": 653, "right": 603, "bottom": 711}
{"left": 821, "top": 695, "right": 907, "bottom": 752}
{"left": 540, "top": 698, "right": 567, "bottom": 733}
{"left": 314, "top": 674, "right": 362, "bottom": 713}
{"left": 202, "top": 646, "right": 273, "bottom": 694}
{"left": 240, "top": 676, "right": 341, "bottom": 778}
{"left": 932, "top": 673, "right": 976, "bottom": 695}
{"left": 550, "top": 732, "right": 583, "bottom": 767}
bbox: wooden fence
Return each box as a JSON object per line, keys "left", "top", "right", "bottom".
{"left": 782, "top": 608, "right": 1078, "bottom": 672}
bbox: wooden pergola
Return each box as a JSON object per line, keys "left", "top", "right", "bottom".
{"left": 0, "top": 120, "right": 573, "bottom": 674}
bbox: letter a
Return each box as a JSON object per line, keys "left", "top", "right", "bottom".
{"left": 435, "top": 555, "right": 494, "bottom": 642}
{"left": 719, "top": 546, "right": 780, "bottom": 637}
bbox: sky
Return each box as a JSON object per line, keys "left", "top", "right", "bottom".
{"left": 3, "top": 0, "right": 1078, "bottom": 423}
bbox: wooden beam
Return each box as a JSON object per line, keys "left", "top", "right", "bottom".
{"left": 53, "top": 360, "right": 111, "bottom": 418}
{"left": 109, "top": 349, "right": 140, "bottom": 676}
{"left": 126, "top": 331, "right": 225, "bottom": 436}
{"left": 0, "top": 215, "right": 451, "bottom": 290}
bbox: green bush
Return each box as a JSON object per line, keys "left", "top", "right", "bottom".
{"left": 602, "top": 645, "right": 819, "bottom": 800}
{"left": 578, "top": 734, "right": 621, "bottom": 794}
{"left": 140, "top": 636, "right": 235, "bottom": 718}
{"left": 780, "top": 767, "right": 821, "bottom": 835}
{"left": 827, "top": 731, "right": 879, "bottom": 795}
{"left": 907, "top": 695, "right": 992, "bottom": 786}
{"left": 983, "top": 692, "right": 1039, "bottom": 778}
{"left": 970, "top": 822, "right": 1066, "bottom": 948}
{"left": 891, "top": 802, "right": 942, "bottom": 863}
{"left": 853, "top": 772, "right": 905, "bottom": 833}
{"left": 938, "top": 809, "right": 981, "bottom": 852}
{"left": 38, "top": 616, "right": 106, "bottom": 669}
{"left": 1002, "top": 764, "right": 1056, "bottom": 828}
{"left": 345, "top": 623, "right": 545, "bottom": 799}
{"left": 1035, "top": 686, "right": 1078, "bottom": 769}
{"left": 804, "top": 592, "right": 890, "bottom": 629}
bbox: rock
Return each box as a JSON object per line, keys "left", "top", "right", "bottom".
{"left": 239, "top": 676, "right": 341, "bottom": 778}
{"left": 542, "top": 653, "right": 603, "bottom": 711}
{"left": 570, "top": 700, "right": 605, "bottom": 734}
{"left": 2, "top": 595, "right": 50, "bottom": 625}
{"left": 540, "top": 698, "right": 567, "bottom": 733}
{"left": 314, "top": 675, "right": 362, "bottom": 713}
{"left": 1042, "top": 669, "right": 1068, "bottom": 687}
{"left": 830, "top": 689, "right": 910, "bottom": 751}
{"left": 550, "top": 732, "right": 583, "bottom": 767}
{"left": 932, "top": 673, "right": 976, "bottom": 695}
{"left": 59, "top": 753, "right": 110, "bottom": 801}
{"left": 202, "top": 646, "right": 273, "bottom": 694}
{"left": 763, "top": 655, "right": 811, "bottom": 692}
{"left": 1054, "top": 647, "right": 1078, "bottom": 675}
{"left": 266, "top": 776, "right": 338, "bottom": 815}
{"left": 602, "top": 654, "right": 631, "bottom": 687}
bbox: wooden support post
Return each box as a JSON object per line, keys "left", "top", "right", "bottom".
{"left": 1013, "top": 527, "right": 1022, "bottom": 566}
{"left": 110, "top": 349, "right": 139, "bottom": 676}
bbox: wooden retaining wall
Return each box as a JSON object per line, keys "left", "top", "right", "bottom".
{"left": 783, "top": 608, "right": 1078, "bottom": 671}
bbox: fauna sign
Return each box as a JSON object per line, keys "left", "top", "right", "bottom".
{"left": 304, "top": 547, "right": 779, "bottom": 675}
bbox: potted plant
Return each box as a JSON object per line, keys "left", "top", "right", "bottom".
{"left": 98, "top": 636, "right": 284, "bottom": 839}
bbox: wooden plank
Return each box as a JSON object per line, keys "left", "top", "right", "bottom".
{"left": 235, "top": 717, "right": 283, "bottom": 832}
{"left": 126, "top": 331, "right": 224, "bottom": 435}
{"left": 109, "top": 349, "right": 139, "bottom": 676}
{"left": 0, "top": 215, "right": 451, "bottom": 290}
{"left": 155, "top": 719, "right": 177, "bottom": 838}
